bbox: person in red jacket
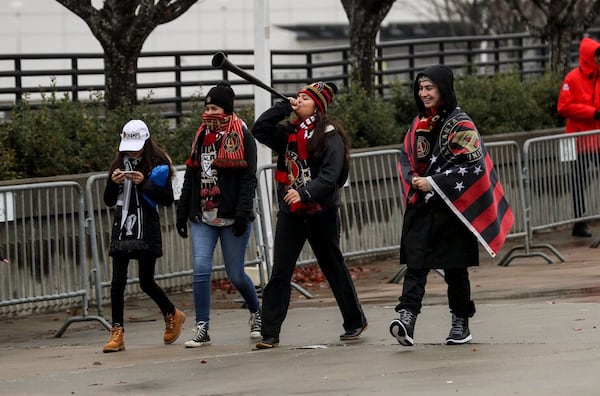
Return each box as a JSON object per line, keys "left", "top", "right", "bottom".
{"left": 557, "top": 36, "right": 600, "bottom": 238}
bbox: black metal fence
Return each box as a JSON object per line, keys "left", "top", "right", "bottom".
{"left": 0, "top": 31, "right": 595, "bottom": 121}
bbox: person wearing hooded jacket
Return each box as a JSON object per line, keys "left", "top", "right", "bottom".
{"left": 252, "top": 81, "right": 368, "bottom": 349}
{"left": 389, "top": 65, "right": 513, "bottom": 347}
{"left": 557, "top": 36, "right": 600, "bottom": 238}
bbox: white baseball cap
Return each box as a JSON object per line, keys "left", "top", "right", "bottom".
{"left": 119, "top": 119, "right": 150, "bottom": 152}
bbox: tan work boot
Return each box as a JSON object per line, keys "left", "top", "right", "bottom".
{"left": 164, "top": 308, "right": 185, "bottom": 344}
{"left": 103, "top": 325, "right": 125, "bottom": 353}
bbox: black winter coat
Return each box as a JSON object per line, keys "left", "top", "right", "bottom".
{"left": 176, "top": 126, "right": 257, "bottom": 223}
{"left": 104, "top": 165, "right": 174, "bottom": 259}
{"left": 400, "top": 193, "right": 479, "bottom": 269}
{"left": 400, "top": 65, "right": 479, "bottom": 269}
{"left": 252, "top": 101, "right": 347, "bottom": 215}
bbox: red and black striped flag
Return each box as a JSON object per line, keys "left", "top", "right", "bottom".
{"left": 400, "top": 111, "right": 514, "bottom": 257}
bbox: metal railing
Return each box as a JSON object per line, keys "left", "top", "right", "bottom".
{"left": 255, "top": 149, "right": 405, "bottom": 276}
{"left": 2, "top": 30, "right": 598, "bottom": 121}
{"left": 84, "top": 169, "right": 265, "bottom": 312}
{"left": 0, "top": 182, "right": 110, "bottom": 335}
{"left": 2, "top": 136, "right": 599, "bottom": 328}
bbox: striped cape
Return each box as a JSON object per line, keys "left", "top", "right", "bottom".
{"left": 400, "top": 109, "right": 514, "bottom": 257}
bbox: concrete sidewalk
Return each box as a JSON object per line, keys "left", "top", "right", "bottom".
{"left": 1, "top": 303, "right": 599, "bottom": 395}
{"left": 1, "top": 223, "right": 600, "bottom": 395}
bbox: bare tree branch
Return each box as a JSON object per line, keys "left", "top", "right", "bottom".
{"left": 54, "top": 0, "right": 199, "bottom": 109}
{"left": 503, "top": 0, "right": 600, "bottom": 75}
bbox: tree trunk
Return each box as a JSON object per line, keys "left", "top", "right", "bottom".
{"left": 54, "top": 0, "right": 199, "bottom": 110}
{"left": 548, "top": 29, "right": 576, "bottom": 78}
{"left": 342, "top": 0, "right": 394, "bottom": 97}
{"left": 103, "top": 46, "right": 139, "bottom": 110}
{"left": 348, "top": 19, "right": 380, "bottom": 95}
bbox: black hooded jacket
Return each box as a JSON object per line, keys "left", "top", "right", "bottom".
{"left": 400, "top": 65, "right": 480, "bottom": 269}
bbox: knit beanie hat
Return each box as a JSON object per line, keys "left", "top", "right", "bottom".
{"left": 205, "top": 80, "right": 235, "bottom": 114}
{"left": 298, "top": 81, "right": 338, "bottom": 113}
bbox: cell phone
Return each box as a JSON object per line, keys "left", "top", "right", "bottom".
{"left": 121, "top": 171, "right": 136, "bottom": 174}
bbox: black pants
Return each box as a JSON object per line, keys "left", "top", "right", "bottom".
{"left": 571, "top": 153, "right": 600, "bottom": 218}
{"left": 110, "top": 254, "right": 175, "bottom": 326}
{"left": 396, "top": 267, "right": 475, "bottom": 318}
{"left": 261, "top": 210, "right": 367, "bottom": 338}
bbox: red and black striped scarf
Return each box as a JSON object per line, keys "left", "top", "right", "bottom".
{"left": 275, "top": 115, "right": 323, "bottom": 214}
{"left": 185, "top": 113, "right": 246, "bottom": 211}
{"left": 185, "top": 113, "right": 246, "bottom": 169}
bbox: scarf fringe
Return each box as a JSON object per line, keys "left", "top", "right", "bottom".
{"left": 290, "top": 201, "right": 322, "bottom": 215}
{"left": 212, "top": 157, "right": 247, "bottom": 169}
{"left": 201, "top": 186, "right": 220, "bottom": 197}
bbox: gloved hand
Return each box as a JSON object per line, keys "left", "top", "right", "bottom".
{"left": 232, "top": 217, "right": 248, "bottom": 237}
{"left": 176, "top": 219, "right": 188, "bottom": 238}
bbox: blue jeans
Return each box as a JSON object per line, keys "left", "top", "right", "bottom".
{"left": 190, "top": 220, "right": 260, "bottom": 329}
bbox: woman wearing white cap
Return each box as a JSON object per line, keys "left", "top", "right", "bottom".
{"left": 102, "top": 119, "right": 186, "bottom": 353}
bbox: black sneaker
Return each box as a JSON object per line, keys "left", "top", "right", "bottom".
{"left": 389, "top": 309, "right": 416, "bottom": 346}
{"left": 445, "top": 314, "right": 472, "bottom": 345}
{"left": 256, "top": 336, "right": 279, "bottom": 349}
{"left": 184, "top": 321, "right": 211, "bottom": 348}
{"left": 340, "top": 323, "right": 368, "bottom": 341}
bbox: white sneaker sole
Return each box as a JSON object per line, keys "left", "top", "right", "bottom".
{"left": 184, "top": 340, "right": 211, "bottom": 348}
{"left": 445, "top": 334, "right": 472, "bottom": 345}
{"left": 250, "top": 331, "right": 262, "bottom": 339}
{"left": 389, "top": 319, "right": 414, "bottom": 346}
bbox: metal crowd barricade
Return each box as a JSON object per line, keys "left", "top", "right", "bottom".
{"left": 386, "top": 141, "right": 528, "bottom": 279}
{"left": 85, "top": 168, "right": 267, "bottom": 315}
{"left": 4, "top": 137, "right": 594, "bottom": 321}
{"left": 85, "top": 172, "right": 192, "bottom": 313}
{"left": 0, "top": 182, "right": 110, "bottom": 337}
{"left": 522, "top": 130, "right": 600, "bottom": 250}
{"left": 254, "top": 149, "right": 405, "bottom": 293}
{"left": 485, "top": 140, "right": 560, "bottom": 266}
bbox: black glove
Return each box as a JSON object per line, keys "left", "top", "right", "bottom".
{"left": 232, "top": 217, "right": 248, "bottom": 237}
{"left": 176, "top": 219, "right": 188, "bottom": 238}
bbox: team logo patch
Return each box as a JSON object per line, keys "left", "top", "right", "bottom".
{"left": 448, "top": 129, "right": 481, "bottom": 160}
{"left": 439, "top": 116, "right": 483, "bottom": 163}
{"left": 416, "top": 135, "right": 430, "bottom": 159}
{"left": 222, "top": 132, "right": 241, "bottom": 153}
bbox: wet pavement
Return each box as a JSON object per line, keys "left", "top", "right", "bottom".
{"left": 1, "top": 223, "right": 600, "bottom": 395}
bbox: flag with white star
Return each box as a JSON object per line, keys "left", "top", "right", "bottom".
{"left": 400, "top": 110, "right": 514, "bottom": 257}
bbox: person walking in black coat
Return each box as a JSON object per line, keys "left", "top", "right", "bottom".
{"left": 389, "top": 66, "right": 513, "bottom": 346}
{"left": 252, "top": 81, "right": 367, "bottom": 349}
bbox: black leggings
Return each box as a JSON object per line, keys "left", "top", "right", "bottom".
{"left": 396, "top": 267, "right": 475, "bottom": 318}
{"left": 110, "top": 254, "right": 175, "bottom": 326}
